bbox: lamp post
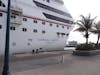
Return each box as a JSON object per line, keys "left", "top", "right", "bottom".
{"left": 2, "top": 0, "right": 11, "bottom": 75}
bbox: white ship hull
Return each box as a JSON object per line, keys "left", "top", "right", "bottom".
{"left": 0, "top": 0, "right": 73, "bottom": 55}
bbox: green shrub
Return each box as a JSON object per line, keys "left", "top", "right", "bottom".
{"left": 76, "top": 44, "right": 96, "bottom": 51}
{"left": 95, "top": 45, "right": 100, "bottom": 49}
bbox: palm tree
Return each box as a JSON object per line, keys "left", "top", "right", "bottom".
{"left": 75, "top": 14, "right": 96, "bottom": 44}
{"left": 91, "top": 21, "right": 100, "bottom": 45}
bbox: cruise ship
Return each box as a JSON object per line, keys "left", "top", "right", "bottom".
{"left": 0, "top": 0, "right": 73, "bottom": 55}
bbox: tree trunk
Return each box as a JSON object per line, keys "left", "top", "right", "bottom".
{"left": 96, "top": 34, "right": 100, "bottom": 45}
{"left": 85, "top": 32, "right": 89, "bottom": 44}
{"left": 86, "top": 37, "right": 88, "bottom": 44}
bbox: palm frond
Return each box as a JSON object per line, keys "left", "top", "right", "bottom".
{"left": 74, "top": 27, "right": 86, "bottom": 32}
{"left": 91, "top": 21, "right": 100, "bottom": 34}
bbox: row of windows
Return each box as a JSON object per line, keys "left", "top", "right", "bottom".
{"left": 0, "top": 1, "right": 6, "bottom": 7}
{"left": 10, "top": 27, "right": 27, "bottom": 32}
{"left": 11, "top": 16, "right": 27, "bottom": 21}
{"left": 43, "top": 13, "right": 73, "bottom": 24}
{"left": 32, "top": 19, "right": 69, "bottom": 29}
{"left": 0, "top": 25, "right": 68, "bottom": 37}
{"left": 0, "top": 12, "right": 70, "bottom": 29}
{"left": 23, "top": 17, "right": 67, "bottom": 28}
{"left": 10, "top": 14, "right": 68, "bottom": 28}
{"left": 0, "top": 26, "right": 69, "bottom": 38}
{"left": 11, "top": 15, "right": 16, "bottom": 19}
{"left": 57, "top": 32, "right": 69, "bottom": 37}
{"left": 9, "top": 26, "right": 46, "bottom": 34}
{"left": 33, "top": 1, "right": 72, "bottom": 18}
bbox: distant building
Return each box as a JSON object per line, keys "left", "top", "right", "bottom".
{"left": 66, "top": 41, "right": 78, "bottom": 47}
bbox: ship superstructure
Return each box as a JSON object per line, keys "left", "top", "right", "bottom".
{"left": 0, "top": 0, "right": 73, "bottom": 55}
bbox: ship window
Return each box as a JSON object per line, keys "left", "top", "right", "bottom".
{"left": 67, "top": 27, "right": 69, "bottom": 29}
{"left": 0, "top": 1, "right": 5, "bottom": 7}
{"left": 47, "top": 0, "right": 50, "bottom": 2}
{"left": 57, "top": 32, "right": 60, "bottom": 35}
{"left": 57, "top": 32, "right": 60, "bottom": 37}
{"left": 2, "top": 4, "right": 5, "bottom": 7}
{"left": 12, "top": 42, "right": 16, "bottom": 46}
{"left": 66, "top": 34, "right": 69, "bottom": 36}
{"left": 42, "top": 30, "right": 46, "bottom": 34}
{"left": 27, "top": 43, "right": 31, "bottom": 46}
{"left": 56, "top": 25, "right": 59, "bottom": 28}
{"left": 23, "top": 18, "right": 27, "bottom": 21}
{"left": 61, "top": 33, "right": 65, "bottom": 35}
{"left": 0, "top": 13, "right": 3, "bottom": 16}
{"left": 42, "top": 21, "right": 45, "bottom": 25}
{"left": 0, "top": 1, "right": 1, "bottom": 6}
{"left": 62, "top": 26, "right": 64, "bottom": 28}
{"left": 33, "top": 20, "right": 37, "bottom": 23}
{"left": 28, "top": 39, "right": 32, "bottom": 42}
{"left": 49, "top": 23, "right": 53, "bottom": 26}
{"left": 0, "top": 25, "right": 2, "bottom": 29}
{"left": 43, "top": 13, "right": 71, "bottom": 24}
{"left": 33, "top": 29, "right": 37, "bottom": 33}
{"left": 11, "top": 15, "right": 16, "bottom": 19}
{"left": 22, "top": 28, "right": 27, "bottom": 32}
{"left": 40, "top": 48, "right": 42, "bottom": 50}
{"left": 10, "top": 27, "right": 16, "bottom": 30}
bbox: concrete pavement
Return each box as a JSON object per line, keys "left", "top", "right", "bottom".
{"left": 14, "top": 53, "right": 100, "bottom": 75}
{"left": 1, "top": 50, "right": 100, "bottom": 75}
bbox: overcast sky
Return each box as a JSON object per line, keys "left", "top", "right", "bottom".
{"left": 63, "top": 0, "right": 100, "bottom": 43}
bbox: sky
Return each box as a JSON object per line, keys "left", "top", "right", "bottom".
{"left": 63, "top": 0, "right": 100, "bottom": 43}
